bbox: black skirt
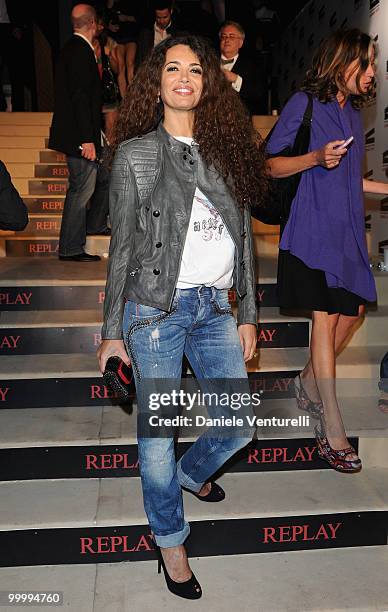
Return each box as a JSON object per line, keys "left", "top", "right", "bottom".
{"left": 277, "top": 250, "right": 366, "bottom": 316}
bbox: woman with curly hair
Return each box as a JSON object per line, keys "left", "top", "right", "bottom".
{"left": 97, "top": 35, "right": 267, "bottom": 599}
{"left": 267, "top": 29, "right": 388, "bottom": 473}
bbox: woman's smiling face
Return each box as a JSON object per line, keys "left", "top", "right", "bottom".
{"left": 160, "top": 44, "right": 203, "bottom": 113}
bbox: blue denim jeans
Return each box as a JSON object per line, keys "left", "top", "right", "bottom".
{"left": 59, "top": 156, "right": 109, "bottom": 256}
{"left": 123, "top": 286, "right": 255, "bottom": 547}
{"left": 379, "top": 352, "right": 388, "bottom": 393}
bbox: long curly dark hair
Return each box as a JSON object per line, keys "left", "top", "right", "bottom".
{"left": 108, "top": 35, "right": 268, "bottom": 209}
{"left": 301, "top": 28, "right": 376, "bottom": 109}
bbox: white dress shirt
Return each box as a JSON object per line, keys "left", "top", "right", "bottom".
{"left": 154, "top": 22, "right": 171, "bottom": 46}
{"left": 221, "top": 54, "right": 243, "bottom": 93}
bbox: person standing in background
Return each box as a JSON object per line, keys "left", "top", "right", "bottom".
{"left": 266, "top": 29, "right": 388, "bottom": 472}
{"left": 49, "top": 3, "right": 109, "bottom": 261}
{"left": 219, "top": 20, "right": 260, "bottom": 115}
{"left": 135, "top": 1, "right": 180, "bottom": 69}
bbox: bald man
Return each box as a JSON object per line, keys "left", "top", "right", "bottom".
{"left": 49, "top": 4, "right": 108, "bottom": 261}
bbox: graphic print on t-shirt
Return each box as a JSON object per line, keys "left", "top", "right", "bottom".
{"left": 176, "top": 187, "right": 235, "bottom": 290}
{"left": 193, "top": 194, "right": 230, "bottom": 242}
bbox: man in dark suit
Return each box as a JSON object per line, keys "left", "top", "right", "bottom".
{"left": 135, "top": 0, "right": 180, "bottom": 70}
{"left": 219, "top": 20, "right": 260, "bottom": 115}
{"left": 49, "top": 3, "right": 107, "bottom": 262}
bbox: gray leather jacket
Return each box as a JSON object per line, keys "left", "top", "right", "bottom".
{"left": 102, "top": 123, "right": 257, "bottom": 339}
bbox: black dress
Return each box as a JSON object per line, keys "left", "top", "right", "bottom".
{"left": 277, "top": 249, "right": 366, "bottom": 316}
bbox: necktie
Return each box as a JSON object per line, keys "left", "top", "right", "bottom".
{"left": 221, "top": 58, "right": 234, "bottom": 66}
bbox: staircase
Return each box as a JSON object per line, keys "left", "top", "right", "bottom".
{"left": 0, "top": 113, "right": 387, "bottom": 611}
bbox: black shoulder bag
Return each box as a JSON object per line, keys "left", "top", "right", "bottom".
{"left": 251, "top": 92, "right": 313, "bottom": 229}
{"left": 101, "top": 42, "right": 120, "bottom": 106}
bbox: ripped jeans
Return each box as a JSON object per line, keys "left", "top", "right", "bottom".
{"left": 123, "top": 286, "right": 255, "bottom": 547}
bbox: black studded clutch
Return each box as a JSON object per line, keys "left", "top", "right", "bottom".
{"left": 103, "top": 356, "right": 133, "bottom": 401}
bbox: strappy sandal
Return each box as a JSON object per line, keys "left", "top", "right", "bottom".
{"left": 294, "top": 374, "right": 323, "bottom": 420}
{"left": 314, "top": 424, "right": 362, "bottom": 473}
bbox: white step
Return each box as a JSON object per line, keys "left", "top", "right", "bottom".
{"left": 0, "top": 345, "right": 384, "bottom": 380}
{"left": 0, "top": 125, "right": 49, "bottom": 136}
{"left": 0, "top": 149, "right": 41, "bottom": 162}
{"left": 0, "top": 112, "right": 52, "bottom": 125}
{"left": 4, "top": 163, "right": 35, "bottom": 178}
{"left": 1, "top": 468, "right": 387, "bottom": 531}
{"left": 0, "top": 136, "right": 46, "bottom": 148}
{"left": 0, "top": 546, "right": 387, "bottom": 611}
{"left": 0, "top": 397, "right": 387, "bottom": 450}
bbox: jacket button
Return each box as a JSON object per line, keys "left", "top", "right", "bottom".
{"left": 153, "top": 268, "right": 160, "bottom": 275}
{"left": 189, "top": 160, "right": 194, "bottom": 165}
{"left": 156, "top": 242, "right": 162, "bottom": 248}
{"left": 183, "top": 154, "right": 187, "bottom": 160}
{"left": 153, "top": 210, "right": 160, "bottom": 217}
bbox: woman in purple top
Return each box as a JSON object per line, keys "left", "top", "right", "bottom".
{"left": 267, "top": 29, "right": 388, "bottom": 473}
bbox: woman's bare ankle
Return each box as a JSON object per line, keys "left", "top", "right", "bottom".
{"left": 160, "top": 545, "right": 192, "bottom": 582}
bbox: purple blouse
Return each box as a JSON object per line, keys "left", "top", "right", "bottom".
{"left": 267, "top": 91, "right": 376, "bottom": 302}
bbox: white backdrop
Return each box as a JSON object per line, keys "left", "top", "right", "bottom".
{"left": 273, "top": 0, "right": 388, "bottom": 256}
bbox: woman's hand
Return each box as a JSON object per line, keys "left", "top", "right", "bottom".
{"left": 97, "top": 339, "right": 130, "bottom": 374}
{"left": 313, "top": 140, "right": 348, "bottom": 169}
{"left": 238, "top": 324, "right": 257, "bottom": 362}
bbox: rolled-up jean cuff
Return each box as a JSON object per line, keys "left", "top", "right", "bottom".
{"left": 176, "top": 458, "right": 204, "bottom": 493}
{"left": 153, "top": 521, "right": 191, "bottom": 547}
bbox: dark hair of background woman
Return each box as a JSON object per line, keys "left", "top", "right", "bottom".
{"left": 109, "top": 35, "right": 268, "bottom": 209}
{"left": 301, "top": 28, "right": 376, "bottom": 108}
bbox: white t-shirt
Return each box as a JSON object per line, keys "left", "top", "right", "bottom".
{"left": 175, "top": 137, "right": 235, "bottom": 290}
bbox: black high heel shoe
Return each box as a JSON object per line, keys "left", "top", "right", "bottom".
{"left": 294, "top": 374, "right": 323, "bottom": 420}
{"left": 155, "top": 545, "right": 202, "bottom": 599}
{"left": 182, "top": 481, "right": 225, "bottom": 502}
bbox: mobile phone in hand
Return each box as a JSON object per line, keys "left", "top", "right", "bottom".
{"left": 334, "top": 136, "right": 354, "bottom": 149}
